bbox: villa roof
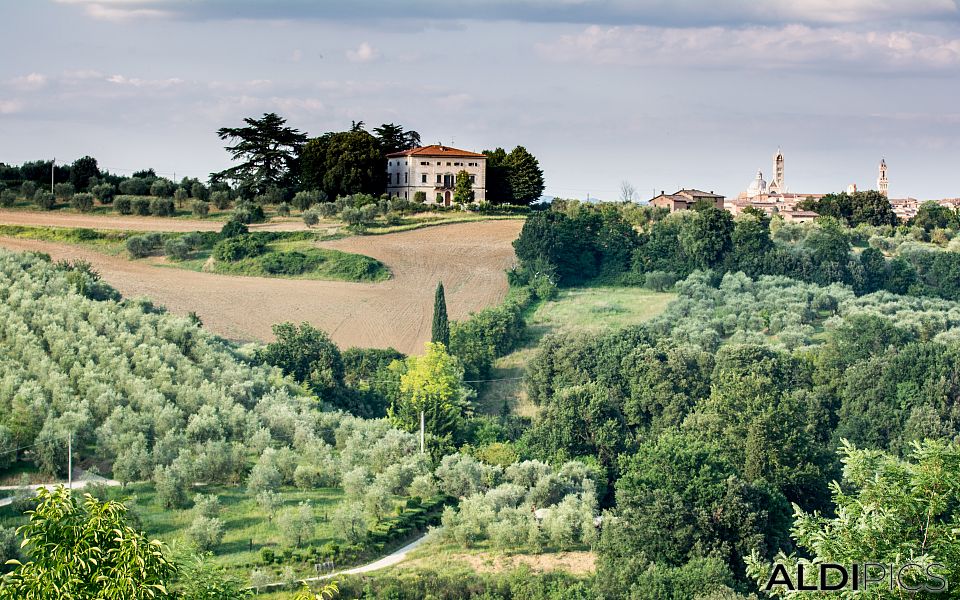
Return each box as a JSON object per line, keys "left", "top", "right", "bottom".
{"left": 386, "top": 145, "right": 486, "bottom": 159}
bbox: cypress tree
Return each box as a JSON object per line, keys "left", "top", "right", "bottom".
{"left": 432, "top": 282, "right": 449, "bottom": 347}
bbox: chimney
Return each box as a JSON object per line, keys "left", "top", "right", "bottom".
{"left": 660, "top": 190, "right": 664, "bottom": 196}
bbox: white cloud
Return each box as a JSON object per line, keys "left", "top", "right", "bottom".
{"left": 537, "top": 24, "right": 960, "bottom": 73}
{"left": 55, "top": 0, "right": 170, "bottom": 21}
{"left": 10, "top": 73, "right": 48, "bottom": 91}
{"left": 346, "top": 42, "right": 379, "bottom": 63}
{"left": 0, "top": 100, "right": 24, "bottom": 115}
{"left": 106, "top": 74, "right": 185, "bottom": 88}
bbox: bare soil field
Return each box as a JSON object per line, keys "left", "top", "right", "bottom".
{"left": 0, "top": 220, "right": 523, "bottom": 353}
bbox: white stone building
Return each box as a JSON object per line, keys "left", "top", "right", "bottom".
{"left": 386, "top": 145, "right": 487, "bottom": 205}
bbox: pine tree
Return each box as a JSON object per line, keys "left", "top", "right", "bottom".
{"left": 432, "top": 282, "right": 449, "bottom": 347}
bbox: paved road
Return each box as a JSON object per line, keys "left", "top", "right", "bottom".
{"left": 251, "top": 533, "right": 429, "bottom": 592}
{"left": 0, "top": 471, "right": 121, "bottom": 507}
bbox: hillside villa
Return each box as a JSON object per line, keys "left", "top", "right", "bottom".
{"left": 386, "top": 144, "right": 487, "bottom": 205}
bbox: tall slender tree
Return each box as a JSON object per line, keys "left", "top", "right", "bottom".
{"left": 432, "top": 282, "right": 449, "bottom": 347}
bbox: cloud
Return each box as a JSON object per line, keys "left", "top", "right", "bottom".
{"left": 9, "top": 73, "right": 48, "bottom": 91}
{"left": 56, "top": 0, "right": 171, "bottom": 21}
{"left": 106, "top": 74, "right": 185, "bottom": 88}
{"left": 0, "top": 100, "right": 24, "bottom": 115}
{"left": 52, "top": 0, "right": 960, "bottom": 26}
{"left": 346, "top": 42, "right": 379, "bottom": 63}
{"left": 537, "top": 24, "right": 960, "bottom": 73}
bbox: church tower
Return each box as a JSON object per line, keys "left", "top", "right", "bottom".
{"left": 877, "top": 159, "right": 888, "bottom": 197}
{"left": 769, "top": 148, "right": 785, "bottom": 194}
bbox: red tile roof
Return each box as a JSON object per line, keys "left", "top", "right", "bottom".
{"left": 386, "top": 144, "right": 487, "bottom": 159}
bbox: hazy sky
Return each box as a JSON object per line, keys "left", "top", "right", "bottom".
{"left": 2, "top": 0, "right": 960, "bottom": 200}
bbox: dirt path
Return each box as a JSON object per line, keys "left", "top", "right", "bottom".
{"left": 0, "top": 209, "right": 313, "bottom": 232}
{"left": 0, "top": 220, "right": 522, "bottom": 352}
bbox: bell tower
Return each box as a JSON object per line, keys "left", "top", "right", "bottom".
{"left": 877, "top": 159, "right": 888, "bottom": 197}
{"left": 769, "top": 148, "right": 785, "bottom": 194}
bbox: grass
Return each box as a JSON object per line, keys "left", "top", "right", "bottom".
{"left": 0, "top": 224, "right": 389, "bottom": 283}
{"left": 362, "top": 213, "right": 526, "bottom": 235}
{"left": 476, "top": 286, "right": 676, "bottom": 417}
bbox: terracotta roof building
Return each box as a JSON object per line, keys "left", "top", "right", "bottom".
{"left": 649, "top": 189, "right": 725, "bottom": 212}
{"left": 386, "top": 144, "right": 487, "bottom": 205}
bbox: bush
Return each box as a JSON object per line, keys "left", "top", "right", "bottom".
{"left": 187, "top": 515, "right": 225, "bottom": 552}
{"left": 91, "top": 183, "right": 115, "bottom": 204}
{"left": 303, "top": 209, "right": 320, "bottom": 227}
{"left": 150, "top": 197, "right": 175, "bottom": 217}
{"left": 413, "top": 191, "right": 427, "bottom": 203}
{"left": 643, "top": 271, "right": 678, "bottom": 292}
{"left": 70, "top": 193, "right": 95, "bottom": 212}
{"left": 0, "top": 190, "right": 15, "bottom": 207}
{"left": 54, "top": 182, "right": 75, "bottom": 200}
{"left": 213, "top": 235, "right": 266, "bottom": 262}
{"left": 233, "top": 201, "right": 266, "bottom": 224}
{"left": 131, "top": 197, "right": 151, "bottom": 216}
{"left": 34, "top": 190, "right": 56, "bottom": 210}
{"left": 173, "top": 188, "right": 189, "bottom": 207}
{"left": 119, "top": 177, "right": 151, "bottom": 195}
{"left": 191, "top": 200, "right": 210, "bottom": 218}
{"left": 20, "top": 181, "right": 37, "bottom": 199}
{"left": 210, "top": 190, "right": 231, "bottom": 210}
{"left": 150, "top": 178, "right": 175, "bottom": 197}
{"left": 220, "top": 219, "right": 249, "bottom": 238}
{"left": 114, "top": 196, "right": 133, "bottom": 215}
{"left": 262, "top": 251, "right": 312, "bottom": 275}
{"left": 164, "top": 237, "right": 191, "bottom": 261}
{"left": 317, "top": 203, "right": 338, "bottom": 218}
{"left": 127, "top": 235, "right": 157, "bottom": 258}
{"left": 277, "top": 202, "right": 290, "bottom": 217}
{"left": 293, "top": 190, "right": 324, "bottom": 212}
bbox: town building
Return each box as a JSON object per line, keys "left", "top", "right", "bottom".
{"left": 386, "top": 144, "right": 487, "bottom": 205}
{"left": 649, "top": 189, "right": 725, "bottom": 212}
{"left": 878, "top": 159, "right": 889, "bottom": 197}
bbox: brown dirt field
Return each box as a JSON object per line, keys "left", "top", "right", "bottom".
{"left": 0, "top": 220, "right": 523, "bottom": 353}
{"left": 402, "top": 551, "right": 596, "bottom": 576}
{"left": 0, "top": 209, "right": 314, "bottom": 233}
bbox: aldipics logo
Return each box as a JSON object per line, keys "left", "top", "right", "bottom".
{"left": 764, "top": 562, "right": 948, "bottom": 594}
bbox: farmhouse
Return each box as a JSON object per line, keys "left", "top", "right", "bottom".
{"left": 649, "top": 189, "right": 725, "bottom": 212}
{"left": 386, "top": 144, "right": 487, "bottom": 205}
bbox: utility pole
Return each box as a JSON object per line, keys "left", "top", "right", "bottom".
{"left": 67, "top": 433, "right": 72, "bottom": 491}
{"left": 419, "top": 411, "right": 425, "bottom": 454}
{"left": 51, "top": 158, "right": 55, "bottom": 194}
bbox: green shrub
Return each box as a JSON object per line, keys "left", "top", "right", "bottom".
{"left": 54, "top": 182, "right": 75, "bottom": 200}
{"left": 413, "top": 191, "right": 427, "bottom": 204}
{"left": 191, "top": 200, "right": 209, "bottom": 218}
{"left": 293, "top": 190, "right": 324, "bottom": 212}
{"left": 131, "top": 197, "right": 151, "bottom": 216}
{"left": 220, "top": 219, "right": 249, "bottom": 238}
{"left": 210, "top": 190, "right": 231, "bottom": 210}
{"left": 119, "top": 177, "right": 151, "bottom": 195}
{"left": 114, "top": 196, "right": 133, "bottom": 215}
{"left": 150, "top": 197, "right": 175, "bottom": 217}
{"left": 277, "top": 202, "right": 290, "bottom": 217}
{"left": 34, "top": 190, "right": 56, "bottom": 210}
{"left": 91, "top": 183, "right": 115, "bottom": 204}
{"left": 0, "top": 190, "right": 15, "bottom": 207}
{"left": 233, "top": 201, "right": 266, "bottom": 224}
{"left": 259, "top": 548, "right": 275, "bottom": 564}
{"left": 20, "top": 181, "right": 37, "bottom": 199}
{"left": 164, "top": 237, "right": 191, "bottom": 261}
{"left": 213, "top": 235, "right": 265, "bottom": 262}
{"left": 261, "top": 251, "right": 312, "bottom": 275}
{"left": 303, "top": 209, "right": 320, "bottom": 227}
{"left": 126, "top": 235, "right": 156, "bottom": 258}
{"left": 70, "top": 193, "right": 95, "bottom": 212}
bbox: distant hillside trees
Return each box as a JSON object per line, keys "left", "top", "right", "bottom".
{"left": 798, "top": 190, "right": 897, "bottom": 226}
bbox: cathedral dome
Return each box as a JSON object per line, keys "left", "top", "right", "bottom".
{"left": 747, "top": 170, "right": 767, "bottom": 198}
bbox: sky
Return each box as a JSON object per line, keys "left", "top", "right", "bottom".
{"left": 2, "top": 0, "right": 960, "bottom": 200}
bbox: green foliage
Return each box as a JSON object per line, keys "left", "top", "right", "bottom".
{"left": 53, "top": 182, "right": 75, "bottom": 199}
{"left": 187, "top": 515, "right": 225, "bottom": 552}
{"left": 746, "top": 440, "right": 960, "bottom": 597}
{"left": 126, "top": 234, "right": 160, "bottom": 258}
{"left": 191, "top": 200, "right": 210, "bottom": 218}
{"left": 0, "top": 190, "right": 15, "bottom": 207}
{"left": 299, "top": 129, "right": 384, "bottom": 199}
{"left": 132, "top": 197, "right": 151, "bottom": 216}
{"left": 0, "top": 487, "right": 177, "bottom": 599}
{"left": 91, "top": 183, "right": 115, "bottom": 204}
{"left": 799, "top": 190, "right": 897, "bottom": 226}
{"left": 114, "top": 195, "right": 133, "bottom": 214}
{"left": 33, "top": 190, "right": 55, "bottom": 210}
{"left": 119, "top": 177, "right": 152, "bottom": 196}
{"left": 69, "top": 156, "right": 100, "bottom": 192}
{"left": 219, "top": 219, "right": 248, "bottom": 238}
{"left": 432, "top": 282, "right": 450, "bottom": 347}
{"left": 212, "top": 112, "right": 306, "bottom": 196}
{"left": 150, "top": 197, "right": 176, "bottom": 216}
{"left": 506, "top": 146, "right": 545, "bottom": 205}
{"left": 70, "top": 192, "right": 94, "bottom": 212}
{"left": 453, "top": 169, "right": 474, "bottom": 204}
{"left": 212, "top": 234, "right": 265, "bottom": 261}
{"left": 150, "top": 178, "right": 176, "bottom": 197}
{"left": 210, "top": 190, "right": 231, "bottom": 210}
{"left": 164, "top": 237, "right": 191, "bottom": 261}
{"left": 256, "top": 322, "right": 344, "bottom": 399}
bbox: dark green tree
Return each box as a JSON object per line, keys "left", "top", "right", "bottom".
{"left": 299, "top": 130, "right": 383, "bottom": 198}
{"left": 69, "top": 156, "right": 100, "bottom": 192}
{"left": 255, "top": 322, "right": 344, "bottom": 399}
{"left": 211, "top": 112, "right": 306, "bottom": 196}
{"left": 506, "top": 146, "right": 545, "bottom": 205}
{"left": 482, "top": 147, "right": 513, "bottom": 204}
{"left": 432, "top": 282, "right": 450, "bottom": 347}
{"left": 678, "top": 206, "right": 734, "bottom": 270}
{"left": 913, "top": 200, "right": 958, "bottom": 231}
{"left": 372, "top": 123, "right": 421, "bottom": 155}
{"left": 453, "top": 170, "right": 473, "bottom": 204}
